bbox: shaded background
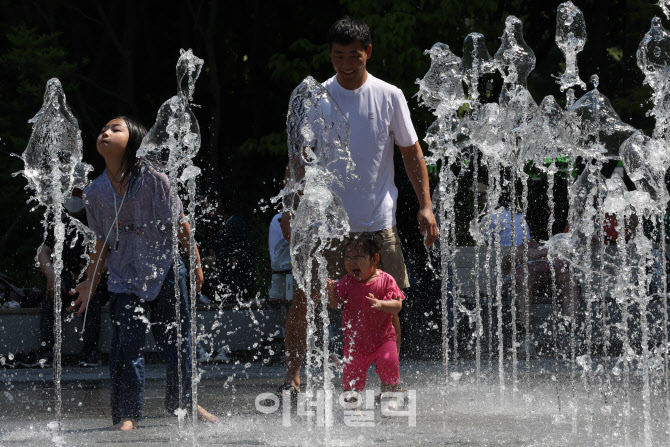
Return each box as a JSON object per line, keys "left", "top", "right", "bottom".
{"left": 0, "top": 0, "right": 662, "bottom": 355}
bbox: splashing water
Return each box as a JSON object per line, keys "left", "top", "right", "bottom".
{"left": 660, "top": 1, "right": 670, "bottom": 20}
{"left": 139, "top": 50, "right": 203, "bottom": 175}
{"left": 20, "top": 79, "right": 91, "bottom": 208}
{"left": 638, "top": 17, "right": 670, "bottom": 140}
{"left": 494, "top": 15, "right": 536, "bottom": 89}
{"left": 516, "top": 95, "right": 565, "bottom": 167}
{"left": 274, "top": 76, "right": 353, "bottom": 433}
{"left": 563, "top": 80, "right": 636, "bottom": 161}
{"left": 461, "top": 33, "right": 495, "bottom": 102}
{"left": 16, "top": 78, "right": 92, "bottom": 437}
{"left": 621, "top": 132, "right": 669, "bottom": 204}
{"left": 138, "top": 48, "right": 204, "bottom": 437}
{"left": 416, "top": 43, "right": 466, "bottom": 116}
{"left": 555, "top": 1, "right": 587, "bottom": 91}
{"left": 418, "top": 6, "right": 670, "bottom": 445}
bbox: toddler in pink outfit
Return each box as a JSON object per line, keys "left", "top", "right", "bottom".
{"left": 327, "top": 236, "right": 404, "bottom": 394}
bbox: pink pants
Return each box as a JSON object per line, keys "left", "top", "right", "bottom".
{"left": 342, "top": 339, "right": 400, "bottom": 391}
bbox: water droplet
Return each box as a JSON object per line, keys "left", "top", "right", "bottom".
{"left": 590, "top": 74, "right": 599, "bottom": 88}
{"left": 566, "top": 88, "right": 576, "bottom": 108}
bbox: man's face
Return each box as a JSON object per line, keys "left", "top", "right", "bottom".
{"left": 330, "top": 41, "right": 372, "bottom": 89}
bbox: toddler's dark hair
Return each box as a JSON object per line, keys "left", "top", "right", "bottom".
{"left": 344, "top": 235, "right": 380, "bottom": 259}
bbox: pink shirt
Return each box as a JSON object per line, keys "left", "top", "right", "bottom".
{"left": 335, "top": 270, "right": 405, "bottom": 354}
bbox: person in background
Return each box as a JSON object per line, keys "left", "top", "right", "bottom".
{"left": 22, "top": 189, "right": 108, "bottom": 368}
{"left": 479, "top": 182, "right": 532, "bottom": 247}
{"left": 200, "top": 192, "right": 255, "bottom": 363}
{"left": 266, "top": 212, "right": 292, "bottom": 365}
{"left": 214, "top": 193, "right": 255, "bottom": 302}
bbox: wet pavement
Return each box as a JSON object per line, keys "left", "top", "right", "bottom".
{"left": 0, "top": 359, "right": 666, "bottom": 446}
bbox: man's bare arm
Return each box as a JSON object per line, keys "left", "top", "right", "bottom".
{"left": 398, "top": 141, "right": 438, "bottom": 247}
{"left": 280, "top": 158, "right": 306, "bottom": 241}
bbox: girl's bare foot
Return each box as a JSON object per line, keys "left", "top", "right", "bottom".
{"left": 197, "top": 405, "right": 218, "bottom": 423}
{"left": 110, "top": 419, "right": 138, "bottom": 431}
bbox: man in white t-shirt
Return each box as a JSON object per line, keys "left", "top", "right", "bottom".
{"left": 279, "top": 16, "right": 438, "bottom": 395}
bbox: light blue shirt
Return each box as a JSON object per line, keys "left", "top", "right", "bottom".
{"left": 481, "top": 210, "right": 531, "bottom": 247}
{"left": 83, "top": 166, "right": 183, "bottom": 301}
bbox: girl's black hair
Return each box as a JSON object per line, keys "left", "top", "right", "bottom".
{"left": 344, "top": 234, "right": 380, "bottom": 259}
{"left": 114, "top": 115, "right": 147, "bottom": 189}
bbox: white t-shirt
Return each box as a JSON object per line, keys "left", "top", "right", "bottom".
{"left": 268, "top": 212, "right": 292, "bottom": 271}
{"left": 323, "top": 73, "right": 418, "bottom": 232}
{"left": 268, "top": 213, "right": 283, "bottom": 263}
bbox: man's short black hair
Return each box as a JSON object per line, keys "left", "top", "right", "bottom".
{"left": 327, "top": 16, "right": 371, "bottom": 50}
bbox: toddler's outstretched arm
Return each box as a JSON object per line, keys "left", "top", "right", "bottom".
{"left": 366, "top": 293, "right": 402, "bottom": 314}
